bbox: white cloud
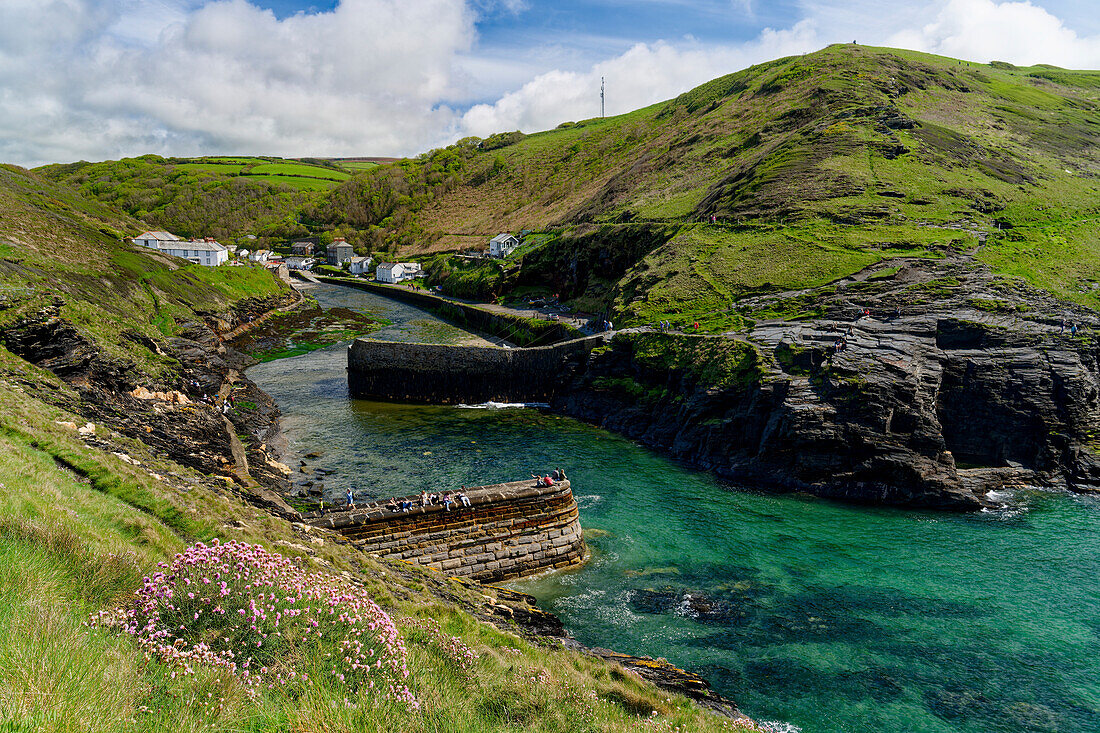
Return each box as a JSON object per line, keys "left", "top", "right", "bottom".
{"left": 459, "top": 20, "right": 820, "bottom": 136}
{"left": 0, "top": 0, "right": 1096, "bottom": 167}
{"left": 0, "top": 0, "right": 476, "bottom": 165}
{"left": 887, "top": 0, "right": 1100, "bottom": 67}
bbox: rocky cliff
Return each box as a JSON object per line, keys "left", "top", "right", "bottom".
{"left": 557, "top": 255, "right": 1100, "bottom": 508}
{"left": 0, "top": 296, "right": 300, "bottom": 518}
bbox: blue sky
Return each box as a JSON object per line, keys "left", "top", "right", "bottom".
{"left": 253, "top": 0, "right": 1098, "bottom": 56}
{"left": 1, "top": 0, "right": 1098, "bottom": 165}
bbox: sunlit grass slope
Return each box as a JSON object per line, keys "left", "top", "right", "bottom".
{"left": 0, "top": 165, "right": 288, "bottom": 375}
{"left": 31, "top": 45, "right": 1100, "bottom": 322}
{"left": 411, "top": 45, "right": 1099, "bottom": 320}
{"left": 0, "top": 352, "right": 756, "bottom": 733}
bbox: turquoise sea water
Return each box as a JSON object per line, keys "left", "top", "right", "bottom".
{"left": 248, "top": 284, "right": 1100, "bottom": 733}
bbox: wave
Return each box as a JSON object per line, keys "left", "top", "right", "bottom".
{"left": 759, "top": 721, "right": 802, "bottom": 733}
{"left": 980, "top": 487, "right": 1028, "bottom": 520}
{"left": 454, "top": 401, "right": 550, "bottom": 409}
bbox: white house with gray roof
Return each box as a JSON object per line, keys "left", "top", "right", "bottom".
{"left": 489, "top": 233, "right": 520, "bottom": 258}
{"left": 133, "top": 230, "right": 227, "bottom": 266}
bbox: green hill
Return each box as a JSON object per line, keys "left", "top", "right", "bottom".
{"left": 0, "top": 164, "right": 290, "bottom": 374}
{"left": 37, "top": 45, "right": 1100, "bottom": 326}
{"left": 0, "top": 164, "right": 755, "bottom": 732}
{"left": 405, "top": 45, "right": 1100, "bottom": 323}
{"left": 35, "top": 155, "right": 354, "bottom": 244}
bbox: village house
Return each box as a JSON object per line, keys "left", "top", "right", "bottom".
{"left": 376, "top": 261, "right": 422, "bottom": 283}
{"left": 348, "top": 256, "right": 374, "bottom": 275}
{"left": 290, "top": 241, "right": 314, "bottom": 257}
{"left": 285, "top": 256, "right": 315, "bottom": 270}
{"left": 249, "top": 249, "right": 274, "bottom": 263}
{"left": 489, "top": 233, "right": 520, "bottom": 258}
{"left": 375, "top": 262, "right": 405, "bottom": 283}
{"left": 132, "top": 231, "right": 228, "bottom": 266}
{"left": 327, "top": 238, "right": 354, "bottom": 266}
{"left": 133, "top": 230, "right": 184, "bottom": 250}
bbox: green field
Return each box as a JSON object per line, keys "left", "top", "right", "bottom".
{"left": 242, "top": 173, "right": 337, "bottom": 191}
{"left": 173, "top": 162, "right": 245, "bottom": 174}
{"left": 247, "top": 162, "right": 350, "bottom": 181}
{"left": 335, "top": 160, "right": 381, "bottom": 170}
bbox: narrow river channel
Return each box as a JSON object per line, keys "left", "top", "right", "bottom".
{"left": 247, "top": 283, "right": 1100, "bottom": 733}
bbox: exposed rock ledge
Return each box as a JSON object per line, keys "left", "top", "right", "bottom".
{"left": 558, "top": 255, "right": 1100, "bottom": 508}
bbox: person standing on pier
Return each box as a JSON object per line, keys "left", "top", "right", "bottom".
{"left": 345, "top": 487, "right": 354, "bottom": 509}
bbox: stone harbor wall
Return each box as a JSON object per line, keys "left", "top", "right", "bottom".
{"left": 314, "top": 276, "right": 583, "bottom": 346}
{"left": 348, "top": 336, "right": 605, "bottom": 404}
{"left": 308, "top": 479, "right": 586, "bottom": 582}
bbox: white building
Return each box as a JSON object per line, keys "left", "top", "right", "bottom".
{"left": 133, "top": 230, "right": 183, "bottom": 249}
{"left": 376, "top": 261, "right": 424, "bottom": 283}
{"left": 132, "top": 231, "right": 227, "bottom": 266}
{"left": 375, "top": 262, "right": 403, "bottom": 283}
{"left": 249, "top": 249, "right": 273, "bottom": 263}
{"left": 489, "top": 233, "right": 520, "bottom": 258}
{"left": 285, "top": 256, "right": 316, "bottom": 270}
{"left": 348, "top": 256, "right": 374, "bottom": 275}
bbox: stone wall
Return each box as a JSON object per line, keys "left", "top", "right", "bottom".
{"left": 348, "top": 335, "right": 605, "bottom": 404}
{"left": 314, "top": 276, "right": 583, "bottom": 346}
{"left": 308, "top": 479, "right": 585, "bottom": 582}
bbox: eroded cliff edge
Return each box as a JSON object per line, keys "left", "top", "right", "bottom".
{"left": 559, "top": 256, "right": 1100, "bottom": 508}
{"left": 347, "top": 254, "right": 1100, "bottom": 509}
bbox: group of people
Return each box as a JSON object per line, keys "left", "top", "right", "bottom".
{"left": 343, "top": 487, "right": 473, "bottom": 513}
{"left": 341, "top": 469, "right": 569, "bottom": 512}
{"left": 1060, "top": 319, "right": 1080, "bottom": 336}
{"left": 383, "top": 490, "right": 474, "bottom": 513}
{"left": 532, "top": 468, "right": 567, "bottom": 487}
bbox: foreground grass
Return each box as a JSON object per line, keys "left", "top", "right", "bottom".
{"left": 0, "top": 364, "right": 756, "bottom": 732}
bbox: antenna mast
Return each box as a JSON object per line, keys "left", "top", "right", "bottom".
{"left": 600, "top": 76, "right": 605, "bottom": 118}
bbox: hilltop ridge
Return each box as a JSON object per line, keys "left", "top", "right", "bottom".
{"left": 36, "top": 45, "right": 1100, "bottom": 326}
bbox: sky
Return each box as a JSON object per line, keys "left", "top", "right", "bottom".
{"left": 0, "top": 0, "right": 1097, "bottom": 166}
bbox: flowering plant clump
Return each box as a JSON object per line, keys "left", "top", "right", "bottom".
{"left": 90, "top": 539, "right": 416, "bottom": 709}
{"left": 403, "top": 617, "right": 479, "bottom": 673}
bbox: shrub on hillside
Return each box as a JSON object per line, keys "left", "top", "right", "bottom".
{"left": 90, "top": 539, "right": 416, "bottom": 708}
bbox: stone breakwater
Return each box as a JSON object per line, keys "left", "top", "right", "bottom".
{"left": 348, "top": 336, "right": 605, "bottom": 404}
{"left": 307, "top": 479, "right": 586, "bottom": 582}
{"left": 314, "top": 276, "right": 582, "bottom": 346}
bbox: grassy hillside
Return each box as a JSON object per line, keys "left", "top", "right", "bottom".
{"left": 409, "top": 45, "right": 1099, "bottom": 322}
{"left": 0, "top": 366, "right": 754, "bottom": 733}
{"left": 0, "top": 164, "right": 289, "bottom": 375}
{"left": 35, "top": 155, "right": 353, "bottom": 244}
{"left": 34, "top": 45, "right": 1100, "bottom": 322}
{"left": 0, "top": 161, "right": 758, "bottom": 732}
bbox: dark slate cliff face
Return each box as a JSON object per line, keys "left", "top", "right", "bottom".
{"left": 556, "top": 256, "right": 1100, "bottom": 509}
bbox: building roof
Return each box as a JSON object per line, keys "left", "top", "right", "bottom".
{"left": 490, "top": 233, "right": 517, "bottom": 244}
{"left": 328, "top": 240, "right": 353, "bottom": 250}
{"left": 136, "top": 230, "right": 183, "bottom": 242}
{"left": 376, "top": 262, "right": 399, "bottom": 269}
{"left": 348, "top": 256, "right": 372, "bottom": 263}
{"left": 161, "top": 241, "right": 226, "bottom": 252}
